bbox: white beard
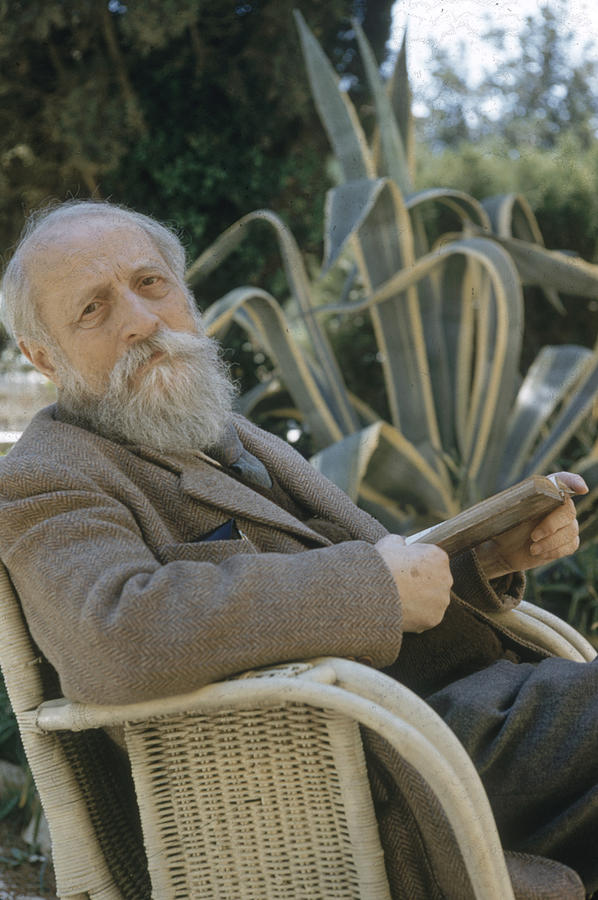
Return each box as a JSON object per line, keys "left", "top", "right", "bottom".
{"left": 55, "top": 327, "right": 236, "bottom": 453}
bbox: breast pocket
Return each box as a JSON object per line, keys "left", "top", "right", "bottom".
{"left": 155, "top": 519, "right": 257, "bottom": 564}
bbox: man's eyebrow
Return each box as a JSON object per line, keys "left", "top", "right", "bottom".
{"left": 70, "top": 281, "right": 111, "bottom": 313}
{"left": 130, "top": 260, "right": 170, "bottom": 277}
{"left": 69, "top": 260, "right": 169, "bottom": 312}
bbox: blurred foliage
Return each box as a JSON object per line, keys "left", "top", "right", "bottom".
{"left": 415, "top": 2, "right": 598, "bottom": 152}
{"left": 526, "top": 545, "right": 598, "bottom": 646}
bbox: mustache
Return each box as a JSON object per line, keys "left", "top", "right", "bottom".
{"left": 110, "top": 328, "right": 209, "bottom": 384}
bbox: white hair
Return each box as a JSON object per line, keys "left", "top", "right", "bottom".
{"left": 1, "top": 200, "right": 188, "bottom": 344}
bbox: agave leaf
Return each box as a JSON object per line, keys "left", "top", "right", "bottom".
{"left": 310, "top": 420, "right": 458, "bottom": 530}
{"left": 483, "top": 193, "right": 544, "bottom": 243}
{"left": 405, "top": 189, "right": 492, "bottom": 437}
{"left": 387, "top": 27, "right": 415, "bottom": 186}
{"left": 350, "top": 179, "right": 445, "bottom": 467}
{"left": 371, "top": 28, "right": 414, "bottom": 185}
{"left": 406, "top": 188, "right": 492, "bottom": 232}
{"left": 453, "top": 240, "right": 523, "bottom": 495}
{"left": 439, "top": 255, "right": 482, "bottom": 462}
{"left": 323, "top": 179, "right": 522, "bottom": 482}
{"left": 310, "top": 422, "right": 381, "bottom": 501}
{"left": 361, "top": 236, "right": 522, "bottom": 492}
{"left": 498, "top": 345, "right": 595, "bottom": 488}
{"left": 190, "top": 208, "right": 358, "bottom": 435}
{"left": 235, "top": 377, "right": 287, "bottom": 419}
{"left": 520, "top": 351, "right": 598, "bottom": 479}
{"left": 487, "top": 234, "right": 598, "bottom": 299}
{"left": 322, "top": 178, "right": 387, "bottom": 275}
{"left": 352, "top": 20, "right": 444, "bottom": 426}
{"left": 412, "top": 260, "right": 451, "bottom": 451}
{"left": 298, "top": 12, "right": 448, "bottom": 450}
{"left": 204, "top": 287, "right": 344, "bottom": 448}
{"left": 186, "top": 219, "right": 245, "bottom": 288}
{"left": 294, "top": 10, "right": 375, "bottom": 182}
{"left": 319, "top": 230, "right": 524, "bottom": 496}
{"left": 403, "top": 190, "right": 491, "bottom": 450}
{"left": 352, "top": 20, "right": 411, "bottom": 194}
{"left": 324, "top": 181, "right": 452, "bottom": 448}
{"left": 483, "top": 194, "right": 565, "bottom": 314}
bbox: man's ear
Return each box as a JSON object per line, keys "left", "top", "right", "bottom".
{"left": 18, "top": 339, "right": 62, "bottom": 388}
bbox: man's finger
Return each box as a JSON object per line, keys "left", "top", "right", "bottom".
{"left": 550, "top": 471, "right": 589, "bottom": 495}
{"left": 530, "top": 520, "right": 580, "bottom": 557}
{"left": 531, "top": 497, "right": 577, "bottom": 540}
{"left": 530, "top": 535, "right": 581, "bottom": 563}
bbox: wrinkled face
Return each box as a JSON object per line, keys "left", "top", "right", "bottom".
{"left": 19, "top": 214, "right": 235, "bottom": 452}
{"left": 21, "top": 216, "right": 198, "bottom": 391}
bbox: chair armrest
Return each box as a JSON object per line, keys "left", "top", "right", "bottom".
{"left": 516, "top": 601, "right": 596, "bottom": 661}
{"left": 488, "top": 601, "right": 596, "bottom": 662}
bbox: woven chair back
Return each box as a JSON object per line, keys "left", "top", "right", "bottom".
{"left": 125, "top": 701, "right": 392, "bottom": 899}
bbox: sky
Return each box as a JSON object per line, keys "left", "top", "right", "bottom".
{"left": 387, "top": 0, "right": 598, "bottom": 98}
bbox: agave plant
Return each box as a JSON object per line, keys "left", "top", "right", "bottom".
{"left": 187, "top": 12, "right": 598, "bottom": 543}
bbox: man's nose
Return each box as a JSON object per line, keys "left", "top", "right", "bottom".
{"left": 120, "top": 291, "right": 161, "bottom": 344}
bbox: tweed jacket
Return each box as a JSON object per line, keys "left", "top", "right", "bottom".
{"left": 0, "top": 405, "right": 530, "bottom": 706}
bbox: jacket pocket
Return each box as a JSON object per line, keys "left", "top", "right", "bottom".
{"left": 154, "top": 529, "right": 257, "bottom": 565}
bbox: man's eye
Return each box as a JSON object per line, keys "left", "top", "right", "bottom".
{"left": 141, "top": 275, "right": 160, "bottom": 286}
{"left": 81, "top": 301, "right": 100, "bottom": 317}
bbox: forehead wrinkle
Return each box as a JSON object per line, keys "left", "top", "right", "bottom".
{"left": 31, "top": 235, "right": 165, "bottom": 294}
{"left": 26, "top": 217, "right": 176, "bottom": 291}
{"left": 18, "top": 218, "right": 184, "bottom": 343}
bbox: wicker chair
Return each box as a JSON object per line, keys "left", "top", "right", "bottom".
{"left": 0, "top": 560, "right": 594, "bottom": 900}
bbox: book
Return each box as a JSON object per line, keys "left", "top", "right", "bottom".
{"left": 405, "top": 475, "right": 573, "bottom": 556}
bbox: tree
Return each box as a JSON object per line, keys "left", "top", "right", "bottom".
{"left": 416, "top": 1, "right": 598, "bottom": 151}
{"left": 0, "top": 1, "right": 393, "bottom": 273}
{"left": 0, "top": 1, "right": 394, "bottom": 369}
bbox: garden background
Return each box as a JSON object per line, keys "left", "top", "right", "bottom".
{"left": 1, "top": 1, "right": 598, "bottom": 894}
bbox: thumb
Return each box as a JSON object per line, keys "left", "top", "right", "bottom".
{"left": 551, "top": 472, "right": 589, "bottom": 495}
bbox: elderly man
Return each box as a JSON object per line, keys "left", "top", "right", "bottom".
{"left": 1, "top": 200, "right": 596, "bottom": 896}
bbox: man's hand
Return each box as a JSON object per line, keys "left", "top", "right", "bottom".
{"left": 375, "top": 534, "right": 453, "bottom": 633}
{"left": 477, "top": 471, "right": 588, "bottom": 579}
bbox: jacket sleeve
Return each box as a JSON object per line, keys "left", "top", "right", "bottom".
{"left": 0, "top": 467, "right": 402, "bottom": 706}
{"left": 450, "top": 549, "right": 525, "bottom": 612}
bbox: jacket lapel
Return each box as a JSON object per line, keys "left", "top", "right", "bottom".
{"left": 130, "top": 442, "right": 332, "bottom": 546}
{"left": 234, "top": 416, "right": 388, "bottom": 543}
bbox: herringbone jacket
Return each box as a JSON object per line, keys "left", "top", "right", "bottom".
{"left": 0, "top": 405, "right": 528, "bottom": 706}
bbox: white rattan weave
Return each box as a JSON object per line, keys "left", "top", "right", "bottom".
{"left": 0, "top": 563, "right": 124, "bottom": 900}
{"left": 125, "top": 702, "right": 390, "bottom": 899}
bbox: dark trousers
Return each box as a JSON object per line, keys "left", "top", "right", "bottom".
{"left": 427, "top": 657, "right": 598, "bottom": 893}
